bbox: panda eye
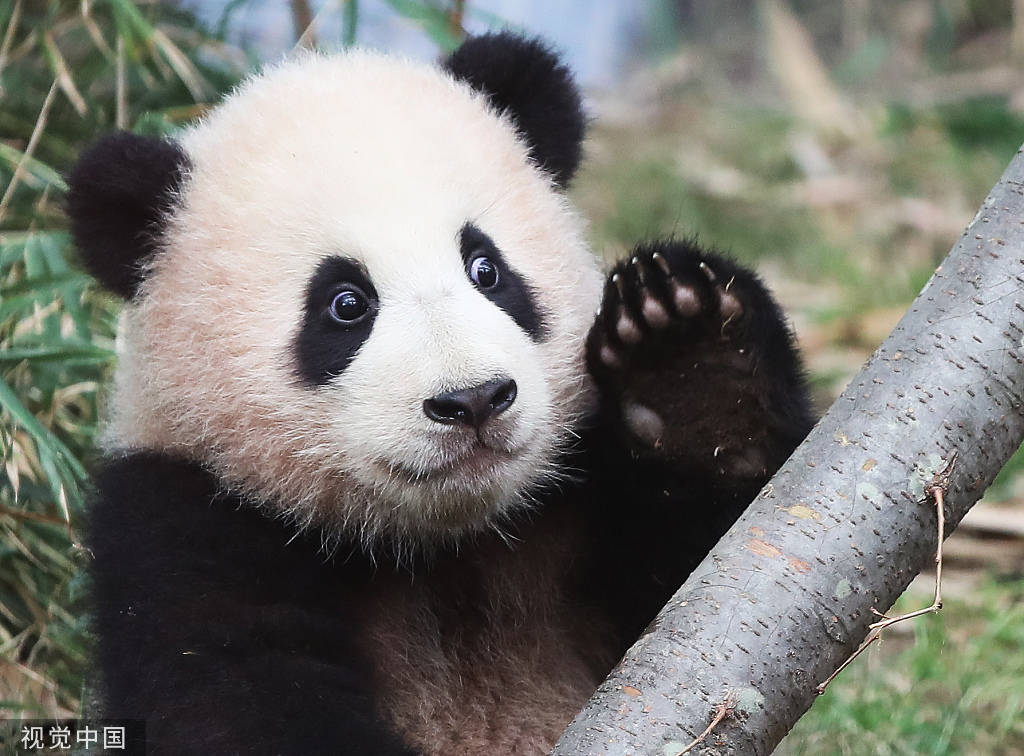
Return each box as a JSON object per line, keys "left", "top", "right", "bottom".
{"left": 469, "top": 256, "right": 499, "bottom": 289}
{"left": 328, "top": 288, "right": 370, "bottom": 324}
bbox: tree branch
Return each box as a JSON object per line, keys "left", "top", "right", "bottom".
{"left": 553, "top": 150, "right": 1024, "bottom": 755}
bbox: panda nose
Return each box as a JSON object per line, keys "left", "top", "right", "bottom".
{"left": 423, "top": 378, "right": 517, "bottom": 428}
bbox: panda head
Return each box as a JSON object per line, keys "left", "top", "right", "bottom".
{"left": 68, "top": 34, "right": 603, "bottom": 550}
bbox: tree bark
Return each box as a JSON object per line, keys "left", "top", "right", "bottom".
{"left": 553, "top": 151, "right": 1024, "bottom": 755}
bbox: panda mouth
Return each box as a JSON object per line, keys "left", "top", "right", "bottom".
{"left": 385, "top": 443, "right": 519, "bottom": 484}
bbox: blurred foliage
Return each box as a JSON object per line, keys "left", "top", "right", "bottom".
{"left": 0, "top": 0, "right": 247, "bottom": 716}
{"left": 576, "top": 2, "right": 1024, "bottom": 406}
{"left": 575, "top": 6, "right": 1024, "bottom": 749}
{"left": 381, "top": 0, "right": 463, "bottom": 51}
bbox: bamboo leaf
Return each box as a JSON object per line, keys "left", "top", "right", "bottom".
{"left": 42, "top": 31, "right": 87, "bottom": 117}
{"left": 0, "top": 143, "right": 67, "bottom": 194}
{"left": 381, "top": 0, "right": 461, "bottom": 51}
{"left": 0, "top": 345, "right": 114, "bottom": 364}
{"left": 342, "top": 0, "right": 359, "bottom": 48}
{"left": 1, "top": 272, "right": 92, "bottom": 299}
{"left": 0, "top": 378, "right": 87, "bottom": 485}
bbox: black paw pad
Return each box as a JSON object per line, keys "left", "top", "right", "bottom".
{"left": 717, "top": 445, "right": 768, "bottom": 478}
{"left": 622, "top": 399, "right": 665, "bottom": 447}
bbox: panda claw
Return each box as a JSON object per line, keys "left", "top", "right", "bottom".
{"left": 631, "top": 255, "right": 649, "bottom": 286}
{"left": 698, "top": 261, "right": 717, "bottom": 284}
{"left": 627, "top": 256, "right": 670, "bottom": 328}
{"left": 652, "top": 252, "right": 672, "bottom": 277}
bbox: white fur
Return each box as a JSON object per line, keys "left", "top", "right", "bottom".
{"left": 104, "top": 50, "right": 604, "bottom": 549}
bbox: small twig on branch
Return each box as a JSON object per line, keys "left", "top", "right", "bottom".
{"left": 816, "top": 450, "right": 958, "bottom": 695}
{"left": 673, "top": 693, "right": 738, "bottom": 755}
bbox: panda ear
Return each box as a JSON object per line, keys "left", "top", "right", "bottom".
{"left": 66, "top": 131, "right": 190, "bottom": 299}
{"left": 443, "top": 32, "right": 585, "bottom": 189}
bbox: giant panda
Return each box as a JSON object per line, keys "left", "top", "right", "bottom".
{"left": 68, "top": 32, "right": 813, "bottom": 756}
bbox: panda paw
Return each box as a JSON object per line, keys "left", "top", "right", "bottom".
{"left": 589, "top": 245, "right": 745, "bottom": 370}
{"left": 587, "top": 239, "right": 806, "bottom": 479}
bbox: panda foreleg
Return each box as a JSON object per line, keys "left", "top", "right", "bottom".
{"left": 578, "top": 239, "right": 814, "bottom": 641}
{"left": 88, "top": 454, "right": 420, "bottom": 755}
{"left": 586, "top": 238, "right": 813, "bottom": 488}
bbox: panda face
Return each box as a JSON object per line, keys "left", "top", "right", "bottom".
{"left": 104, "top": 51, "right": 603, "bottom": 548}
{"left": 288, "top": 219, "right": 562, "bottom": 531}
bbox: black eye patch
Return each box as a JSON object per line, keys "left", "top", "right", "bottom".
{"left": 460, "top": 223, "right": 546, "bottom": 341}
{"left": 294, "top": 257, "right": 379, "bottom": 386}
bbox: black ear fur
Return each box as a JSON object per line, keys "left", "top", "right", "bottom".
{"left": 443, "top": 32, "right": 585, "bottom": 189}
{"left": 66, "top": 132, "right": 190, "bottom": 299}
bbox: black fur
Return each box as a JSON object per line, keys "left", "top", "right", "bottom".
{"left": 460, "top": 223, "right": 546, "bottom": 340}
{"left": 443, "top": 33, "right": 585, "bottom": 188}
{"left": 66, "top": 132, "right": 190, "bottom": 299}
{"left": 581, "top": 239, "right": 814, "bottom": 640}
{"left": 294, "top": 257, "right": 380, "bottom": 385}
{"left": 88, "top": 453, "right": 417, "bottom": 756}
